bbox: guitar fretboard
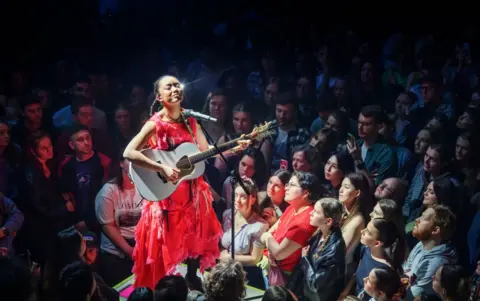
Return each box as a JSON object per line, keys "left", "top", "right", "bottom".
{"left": 176, "top": 139, "right": 240, "bottom": 169}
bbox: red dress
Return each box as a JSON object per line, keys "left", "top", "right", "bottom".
{"left": 132, "top": 114, "right": 222, "bottom": 289}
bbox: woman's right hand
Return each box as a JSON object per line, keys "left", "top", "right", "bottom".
{"left": 158, "top": 165, "right": 180, "bottom": 182}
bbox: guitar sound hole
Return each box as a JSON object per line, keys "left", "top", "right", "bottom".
{"left": 176, "top": 157, "right": 192, "bottom": 170}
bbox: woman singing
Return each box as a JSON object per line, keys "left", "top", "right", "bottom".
{"left": 123, "top": 75, "right": 250, "bottom": 289}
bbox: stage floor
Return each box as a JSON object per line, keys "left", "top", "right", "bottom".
{"left": 114, "top": 264, "right": 265, "bottom": 300}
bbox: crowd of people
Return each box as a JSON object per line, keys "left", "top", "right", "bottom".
{"left": 1, "top": 18, "right": 480, "bottom": 301}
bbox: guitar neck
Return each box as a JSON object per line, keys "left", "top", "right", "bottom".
{"left": 188, "top": 138, "right": 241, "bottom": 164}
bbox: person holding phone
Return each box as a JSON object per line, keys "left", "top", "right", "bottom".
{"left": 347, "top": 105, "right": 397, "bottom": 185}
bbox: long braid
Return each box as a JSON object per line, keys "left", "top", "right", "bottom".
{"left": 149, "top": 100, "right": 159, "bottom": 117}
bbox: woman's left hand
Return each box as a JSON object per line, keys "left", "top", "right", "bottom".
{"left": 237, "top": 134, "right": 252, "bottom": 151}
{"left": 219, "top": 249, "right": 231, "bottom": 262}
{"left": 260, "top": 232, "right": 272, "bottom": 245}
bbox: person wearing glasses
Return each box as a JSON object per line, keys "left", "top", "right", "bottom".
{"left": 259, "top": 171, "right": 323, "bottom": 287}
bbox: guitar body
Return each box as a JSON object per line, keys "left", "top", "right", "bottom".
{"left": 129, "top": 142, "right": 205, "bottom": 201}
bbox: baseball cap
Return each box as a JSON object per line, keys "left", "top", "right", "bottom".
{"left": 81, "top": 230, "right": 97, "bottom": 248}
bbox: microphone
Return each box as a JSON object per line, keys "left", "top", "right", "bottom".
{"left": 183, "top": 109, "right": 217, "bottom": 123}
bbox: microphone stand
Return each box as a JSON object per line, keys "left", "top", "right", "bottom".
{"left": 197, "top": 120, "right": 250, "bottom": 261}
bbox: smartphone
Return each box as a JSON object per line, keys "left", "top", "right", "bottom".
{"left": 347, "top": 133, "right": 355, "bottom": 141}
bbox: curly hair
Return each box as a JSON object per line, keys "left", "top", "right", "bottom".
{"left": 203, "top": 259, "right": 246, "bottom": 301}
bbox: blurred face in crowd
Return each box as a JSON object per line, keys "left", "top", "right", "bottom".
{"left": 209, "top": 95, "right": 228, "bottom": 121}
{"left": 456, "top": 110, "right": 474, "bottom": 130}
{"left": 333, "top": 79, "right": 346, "bottom": 101}
{"left": 12, "top": 71, "right": 25, "bottom": 91}
{"left": 432, "top": 266, "right": 443, "bottom": 297}
{"left": 284, "top": 175, "right": 306, "bottom": 203}
{"left": 425, "top": 117, "right": 442, "bottom": 131}
{"left": 363, "top": 269, "right": 381, "bottom": 299}
{"left": 0, "top": 123, "right": 9, "bottom": 148}
{"left": 69, "top": 130, "right": 93, "bottom": 156}
{"left": 37, "top": 90, "right": 50, "bottom": 108}
{"left": 276, "top": 104, "right": 295, "bottom": 127}
{"left": 267, "top": 175, "right": 286, "bottom": 205}
{"left": 130, "top": 86, "right": 146, "bottom": 105}
{"left": 74, "top": 81, "right": 91, "bottom": 99}
{"left": 455, "top": 136, "right": 471, "bottom": 162}
{"left": 261, "top": 54, "right": 276, "bottom": 72}
{"left": 413, "top": 207, "right": 437, "bottom": 241}
{"left": 75, "top": 105, "right": 94, "bottom": 129}
{"left": 35, "top": 136, "right": 53, "bottom": 161}
{"left": 414, "top": 129, "right": 432, "bottom": 155}
{"left": 114, "top": 108, "right": 131, "bottom": 131}
{"left": 324, "top": 155, "right": 344, "bottom": 185}
{"left": 361, "top": 62, "right": 374, "bottom": 84}
{"left": 423, "top": 181, "right": 438, "bottom": 207}
{"left": 292, "top": 150, "right": 312, "bottom": 172}
{"left": 395, "top": 92, "right": 412, "bottom": 117}
{"left": 234, "top": 185, "right": 255, "bottom": 217}
{"left": 324, "top": 115, "right": 340, "bottom": 132}
{"left": 374, "top": 178, "right": 397, "bottom": 200}
{"left": 309, "top": 131, "right": 327, "bottom": 150}
{"left": 358, "top": 114, "right": 377, "bottom": 139}
{"left": 378, "top": 122, "right": 394, "bottom": 140}
{"left": 264, "top": 82, "right": 279, "bottom": 106}
{"left": 421, "top": 81, "right": 440, "bottom": 103}
{"left": 24, "top": 103, "right": 43, "bottom": 125}
{"left": 296, "top": 77, "right": 311, "bottom": 100}
{"left": 339, "top": 177, "right": 360, "bottom": 206}
{"left": 472, "top": 91, "right": 480, "bottom": 102}
{"left": 360, "top": 221, "right": 380, "bottom": 248}
{"left": 424, "top": 147, "right": 444, "bottom": 175}
{"left": 238, "top": 154, "right": 255, "bottom": 179}
{"left": 370, "top": 203, "right": 384, "bottom": 220}
{"left": 233, "top": 111, "right": 252, "bottom": 134}
{"left": 310, "top": 201, "right": 331, "bottom": 227}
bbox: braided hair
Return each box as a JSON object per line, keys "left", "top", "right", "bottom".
{"left": 150, "top": 75, "right": 170, "bottom": 116}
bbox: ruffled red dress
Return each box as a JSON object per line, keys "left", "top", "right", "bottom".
{"left": 132, "top": 113, "right": 222, "bottom": 289}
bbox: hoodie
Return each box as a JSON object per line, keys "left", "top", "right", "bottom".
{"left": 403, "top": 241, "right": 457, "bottom": 300}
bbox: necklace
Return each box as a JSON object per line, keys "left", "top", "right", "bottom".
{"left": 163, "top": 111, "right": 183, "bottom": 123}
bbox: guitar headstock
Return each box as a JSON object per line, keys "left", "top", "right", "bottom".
{"left": 248, "top": 121, "right": 277, "bottom": 142}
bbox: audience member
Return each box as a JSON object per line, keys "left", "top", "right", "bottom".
{"left": 403, "top": 205, "right": 457, "bottom": 300}
{"left": 288, "top": 198, "right": 346, "bottom": 301}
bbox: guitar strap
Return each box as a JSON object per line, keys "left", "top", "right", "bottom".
{"left": 180, "top": 113, "right": 198, "bottom": 211}
{"left": 181, "top": 113, "right": 198, "bottom": 145}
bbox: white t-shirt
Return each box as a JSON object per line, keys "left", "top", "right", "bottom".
{"left": 95, "top": 182, "right": 145, "bottom": 257}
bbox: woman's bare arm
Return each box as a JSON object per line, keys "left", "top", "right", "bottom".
{"left": 266, "top": 237, "right": 302, "bottom": 261}
{"left": 123, "top": 121, "right": 163, "bottom": 171}
{"left": 342, "top": 215, "right": 365, "bottom": 255}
